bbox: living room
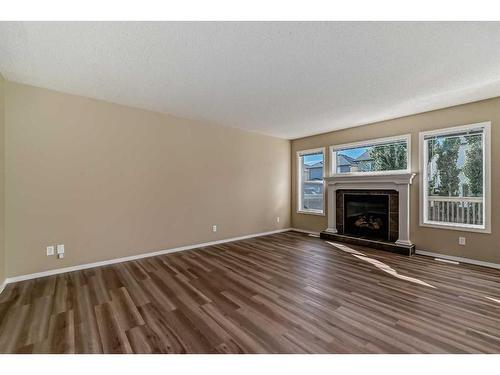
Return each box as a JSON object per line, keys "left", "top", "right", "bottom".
{"left": 0, "top": 1, "right": 499, "bottom": 373}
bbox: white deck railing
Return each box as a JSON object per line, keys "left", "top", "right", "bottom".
{"left": 427, "top": 196, "right": 483, "bottom": 225}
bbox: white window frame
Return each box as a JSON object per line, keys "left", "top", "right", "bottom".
{"left": 329, "top": 134, "right": 411, "bottom": 176}
{"left": 419, "top": 121, "right": 491, "bottom": 233}
{"left": 297, "top": 147, "right": 326, "bottom": 215}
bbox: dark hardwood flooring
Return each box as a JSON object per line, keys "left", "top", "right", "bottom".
{"left": 1, "top": 231, "right": 500, "bottom": 353}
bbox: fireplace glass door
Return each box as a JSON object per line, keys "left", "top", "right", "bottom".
{"left": 344, "top": 194, "right": 389, "bottom": 241}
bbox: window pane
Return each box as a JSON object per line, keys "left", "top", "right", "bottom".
{"left": 299, "top": 152, "right": 324, "bottom": 212}
{"left": 335, "top": 140, "right": 407, "bottom": 174}
{"left": 425, "top": 131, "right": 484, "bottom": 227}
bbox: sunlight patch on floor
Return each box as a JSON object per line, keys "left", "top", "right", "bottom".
{"left": 485, "top": 296, "right": 500, "bottom": 304}
{"left": 325, "top": 241, "right": 366, "bottom": 256}
{"left": 326, "top": 241, "right": 436, "bottom": 289}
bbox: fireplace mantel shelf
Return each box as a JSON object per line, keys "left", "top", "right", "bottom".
{"left": 324, "top": 172, "right": 416, "bottom": 185}
{"left": 323, "top": 172, "right": 417, "bottom": 249}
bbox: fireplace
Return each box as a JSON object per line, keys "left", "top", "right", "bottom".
{"left": 320, "top": 172, "right": 416, "bottom": 256}
{"left": 344, "top": 194, "right": 389, "bottom": 241}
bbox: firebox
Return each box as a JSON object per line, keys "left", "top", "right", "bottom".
{"left": 344, "top": 194, "right": 389, "bottom": 241}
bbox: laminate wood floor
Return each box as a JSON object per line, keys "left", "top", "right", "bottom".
{"left": 1, "top": 231, "right": 500, "bottom": 353}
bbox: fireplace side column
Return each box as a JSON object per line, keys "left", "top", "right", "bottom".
{"left": 395, "top": 183, "right": 412, "bottom": 246}
{"left": 325, "top": 182, "right": 338, "bottom": 233}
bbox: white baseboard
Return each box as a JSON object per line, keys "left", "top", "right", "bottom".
{"left": 290, "top": 228, "right": 321, "bottom": 235}
{"left": 415, "top": 249, "right": 500, "bottom": 270}
{"left": 4, "top": 228, "right": 292, "bottom": 285}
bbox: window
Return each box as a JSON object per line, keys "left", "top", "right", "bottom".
{"left": 330, "top": 134, "right": 411, "bottom": 175}
{"left": 420, "top": 122, "right": 491, "bottom": 232}
{"left": 297, "top": 148, "right": 325, "bottom": 214}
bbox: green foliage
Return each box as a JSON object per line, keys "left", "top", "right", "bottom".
{"left": 369, "top": 143, "right": 407, "bottom": 171}
{"left": 434, "top": 137, "right": 461, "bottom": 196}
{"left": 462, "top": 135, "right": 483, "bottom": 196}
{"left": 426, "top": 140, "right": 437, "bottom": 194}
{"left": 427, "top": 172, "right": 438, "bottom": 195}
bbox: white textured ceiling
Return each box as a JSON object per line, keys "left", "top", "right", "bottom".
{"left": 1, "top": 22, "right": 500, "bottom": 139}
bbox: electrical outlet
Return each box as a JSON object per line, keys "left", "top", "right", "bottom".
{"left": 46, "top": 246, "right": 55, "bottom": 256}
{"left": 212, "top": 225, "right": 217, "bottom": 233}
{"left": 57, "top": 244, "right": 65, "bottom": 254}
{"left": 276, "top": 216, "right": 280, "bottom": 223}
{"left": 459, "top": 237, "right": 466, "bottom": 246}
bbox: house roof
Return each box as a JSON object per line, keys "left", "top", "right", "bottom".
{"left": 305, "top": 161, "right": 323, "bottom": 168}
{"left": 356, "top": 151, "right": 372, "bottom": 161}
{"left": 337, "top": 155, "right": 357, "bottom": 166}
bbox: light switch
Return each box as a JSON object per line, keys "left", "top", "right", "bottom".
{"left": 57, "top": 244, "right": 65, "bottom": 254}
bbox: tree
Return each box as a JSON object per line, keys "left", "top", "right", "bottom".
{"left": 462, "top": 135, "right": 483, "bottom": 196}
{"left": 435, "top": 137, "right": 461, "bottom": 196}
{"left": 426, "top": 139, "right": 438, "bottom": 195}
{"left": 369, "top": 143, "right": 407, "bottom": 171}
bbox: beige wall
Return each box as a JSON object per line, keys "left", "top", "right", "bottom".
{"left": 0, "top": 75, "right": 5, "bottom": 284}
{"left": 292, "top": 97, "right": 499, "bottom": 264}
{"left": 4, "top": 82, "right": 291, "bottom": 277}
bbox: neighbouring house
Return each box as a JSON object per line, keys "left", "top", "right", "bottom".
{"left": 355, "top": 150, "right": 374, "bottom": 172}
{"left": 305, "top": 161, "right": 324, "bottom": 180}
{"left": 336, "top": 152, "right": 374, "bottom": 173}
{"left": 337, "top": 154, "right": 358, "bottom": 173}
{"left": 302, "top": 161, "right": 324, "bottom": 210}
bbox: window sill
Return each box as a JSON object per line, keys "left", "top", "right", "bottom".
{"left": 297, "top": 210, "right": 325, "bottom": 216}
{"left": 420, "top": 221, "right": 491, "bottom": 234}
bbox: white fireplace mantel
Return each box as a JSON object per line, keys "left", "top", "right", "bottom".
{"left": 323, "top": 172, "right": 416, "bottom": 246}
